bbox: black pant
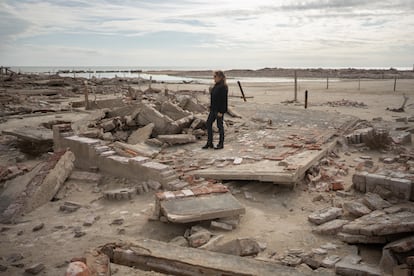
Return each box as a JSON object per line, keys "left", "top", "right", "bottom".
{"left": 206, "top": 111, "right": 224, "bottom": 145}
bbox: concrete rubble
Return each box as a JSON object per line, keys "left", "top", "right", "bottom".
{"left": 0, "top": 150, "right": 75, "bottom": 223}
{"left": 1, "top": 71, "right": 414, "bottom": 275}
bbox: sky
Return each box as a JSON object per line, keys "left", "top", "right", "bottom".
{"left": 0, "top": 0, "right": 413, "bottom": 69}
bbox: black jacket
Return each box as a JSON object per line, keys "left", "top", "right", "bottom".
{"left": 210, "top": 83, "right": 228, "bottom": 114}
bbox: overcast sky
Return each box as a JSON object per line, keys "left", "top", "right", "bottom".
{"left": 1, "top": 0, "right": 413, "bottom": 69}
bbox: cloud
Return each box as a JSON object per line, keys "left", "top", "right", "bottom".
{"left": 0, "top": 0, "right": 413, "bottom": 68}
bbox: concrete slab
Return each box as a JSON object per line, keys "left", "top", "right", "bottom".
{"left": 193, "top": 134, "right": 344, "bottom": 186}
{"left": 102, "top": 239, "right": 306, "bottom": 276}
{"left": 160, "top": 193, "right": 245, "bottom": 223}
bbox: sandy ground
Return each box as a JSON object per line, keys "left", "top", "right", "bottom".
{"left": 0, "top": 77, "right": 413, "bottom": 275}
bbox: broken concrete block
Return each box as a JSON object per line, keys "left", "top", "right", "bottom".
{"left": 190, "top": 117, "right": 204, "bottom": 129}
{"left": 188, "top": 230, "right": 212, "bottom": 248}
{"left": 199, "top": 234, "right": 225, "bottom": 251}
{"left": 343, "top": 201, "right": 372, "bottom": 217}
{"left": 213, "top": 238, "right": 262, "bottom": 257}
{"left": 335, "top": 255, "right": 381, "bottom": 276}
{"left": 100, "top": 119, "right": 117, "bottom": 132}
{"left": 160, "top": 101, "right": 192, "bottom": 121}
{"left": 352, "top": 172, "right": 368, "bottom": 193}
{"left": 281, "top": 254, "right": 302, "bottom": 267}
{"left": 113, "top": 141, "right": 159, "bottom": 158}
{"left": 308, "top": 207, "right": 343, "bottom": 225}
{"left": 321, "top": 255, "right": 341, "bottom": 268}
{"left": 313, "top": 219, "right": 349, "bottom": 235}
{"left": 380, "top": 235, "right": 414, "bottom": 274}
{"left": 137, "top": 104, "right": 174, "bottom": 135}
{"left": 146, "top": 180, "right": 162, "bottom": 190}
{"left": 1, "top": 151, "right": 75, "bottom": 224}
{"left": 60, "top": 201, "right": 82, "bottom": 213}
{"left": 177, "top": 95, "right": 206, "bottom": 113}
{"left": 157, "top": 134, "right": 196, "bottom": 145}
{"left": 103, "top": 188, "right": 136, "bottom": 200}
{"left": 210, "top": 220, "right": 233, "bottom": 231}
{"left": 341, "top": 210, "right": 414, "bottom": 237}
{"left": 362, "top": 193, "right": 392, "bottom": 210}
{"left": 127, "top": 123, "right": 154, "bottom": 144}
{"left": 391, "top": 131, "right": 411, "bottom": 145}
{"left": 169, "top": 236, "right": 189, "bottom": 247}
{"left": 365, "top": 173, "right": 388, "bottom": 193}
{"left": 387, "top": 178, "right": 412, "bottom": 201}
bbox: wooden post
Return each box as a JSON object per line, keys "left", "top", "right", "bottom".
{"left": 294, "top": 70, "right": 297, "bottom": 102}
{"left": 304, "top": 90, "right": 308, "bottom": 109}
{"left": 237, "top": 81, "right": 247, "bottom": 102}
{"left": 83, "top": 81, "right": 90, "bottom": 110}
{"left": 358, "top": 77, "right": 361, "bottom": 90}
{"left": 326, "top": 75, "right": 329, "bottom": 89}
{"left": 394, "top": 76, "right": 397, "bottom": 92}
{"left": 149, "top": 76, "right": 152, "bottom": 90}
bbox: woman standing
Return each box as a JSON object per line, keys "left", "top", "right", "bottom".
{"left": 202, "top": 70, "right": 228, "bottom": 150}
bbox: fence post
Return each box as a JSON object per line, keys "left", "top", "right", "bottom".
{"left": 326, "top": 75, "right": 329, "bottom": 89}
{"left": 237, "top": 81, "right": 247, "bottom": 102}
{"left": 294, "top": 70, "right": 297, "bottom": 102}
{"left": 305, "top": 90, "right": 308, "bottom": 109}
{"left": 358, "top": 77, "right": 361, "bottom": 90}
{"left": 394, "top": 76, "right": 397, "bottom": 92}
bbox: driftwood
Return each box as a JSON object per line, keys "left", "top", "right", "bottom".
{"left": 387, "top": 93, "right": 409, "bottom": 112}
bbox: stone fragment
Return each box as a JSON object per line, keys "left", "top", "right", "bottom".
{"left": 146, "top": 180, "right": 162, "bottom": 190}
{"left": 60, "top": 201, "right": 82, "bottom": 213}
{"left": 169, "top": 236, "right": 188, "bottom": 247}
{"left": 343, "top": 201, "right": 372, "bottom": 217}
{"left": 341, "top": 209, "right": 414, "bottom": 237}
{"left": 25, "top": 263, "right": 45, "bottom": 275}
{"left": 281, "top": 255, "right": 302, "bottom": 267}
{"left": 83, "top": 214, "right": 99, "bottom": 227}
{"left": 362, "top": 193, "right": 392, "bottom": 210}
{"left": 127, "top": 123, "right": 154, "bottom": 144}
{"left": 6, "top": 253, "right": 24, "bottom": 263}
{"left": 103, "top": 188, "right": 136, "bottom": 200}
{"left": 335, "top": 255, "right": 381, "bottom": 276}
{"left": 199, "top": 235, "right": 225, "bottom": 251}
{"left": 210, "top": 220, "right": 233, "bottom": 231}
{"left": 157, "top": 134, "right": 196, "bottom": 145}
{"left": 65, "top": 261, "right": 92, "bottom": 276}
{"left": 32, "top": 223, "right": 44, "bottom": 232}
{"left": 308, "top": 207, "right": 343, "bottom": 225}
{"left": 110, "top": 218, "right": 124, "bottom": 225}
{"left": 337, "top": 232, "right": 387, "bottom": 244}
{"left": 188, "top": 230, "right": 212, "bottom": 248}
{"left": 313, "top": 219, "right": 349, "bottom": 235}
{"left": 321, "top": 255, "right": 341, "bottom": 268}
{"left": 212, "top": 238, "right": 262, "bottom": 257}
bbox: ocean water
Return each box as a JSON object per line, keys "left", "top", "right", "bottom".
{"left": 6, "top": 66, "right": 311, "bottom": 83}
{"left": 6, "top": 66, "right": 412, "bottom": 84}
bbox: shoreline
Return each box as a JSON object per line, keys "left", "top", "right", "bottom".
{"left": 5, "top": 66, "right": 414, "bottom": 79}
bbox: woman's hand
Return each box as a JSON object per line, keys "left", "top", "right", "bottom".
{"left": 217, "top": 112, "right": 223, "bottom": 117}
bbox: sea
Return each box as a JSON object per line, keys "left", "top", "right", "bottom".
{"left": 6, "top": 66, "right": 413, "bottom": 84}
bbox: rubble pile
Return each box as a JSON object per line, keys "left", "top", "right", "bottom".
{"left": 323, "top": 99, "right": 367, "bottom": 108}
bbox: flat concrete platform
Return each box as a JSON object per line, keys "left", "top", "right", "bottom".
{"left": 186, "top": 104, "right": 359, "bottom": 186}
{"left": 160, "top": 192, "right": 245, "bottom": 223}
